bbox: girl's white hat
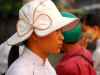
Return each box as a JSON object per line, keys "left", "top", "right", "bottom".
{"left": 7, "top": 0, "right": 78, "bottom": 45}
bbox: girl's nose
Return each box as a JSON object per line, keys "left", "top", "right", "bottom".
{"left": 59, "top": 32, "right": 64, "bottom": 40}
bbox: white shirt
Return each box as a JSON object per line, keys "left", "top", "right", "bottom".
{"left": 5, "top": 47, "right": 56, "bottom": 75}
{"left": 0, "top": 41, "right": 24, "bottom": 75}
{"left": 0, "top": 41, "right": 11, "bottom": 74}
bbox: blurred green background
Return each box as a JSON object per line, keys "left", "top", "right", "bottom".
{"left": 0, "top": 0, "right": 22, "bottom": 17}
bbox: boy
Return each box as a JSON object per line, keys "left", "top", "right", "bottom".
{"left": 56, "top": 12, "right": 96, "bottom": 75}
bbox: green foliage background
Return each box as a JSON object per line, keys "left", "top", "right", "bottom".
{"left": 0, "top": 0, "right": 22, "bottom": 16}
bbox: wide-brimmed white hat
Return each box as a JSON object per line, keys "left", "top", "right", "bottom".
{"left": 7, "top": 0, "right": 79, "bottom": 45}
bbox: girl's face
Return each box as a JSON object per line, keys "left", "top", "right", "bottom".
{"left": 36, "top": 30, "right": 64, "bottom": 54}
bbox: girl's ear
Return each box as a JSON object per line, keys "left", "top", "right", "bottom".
{"left": 28, "top": 32, "right": 38, "bottom": 41}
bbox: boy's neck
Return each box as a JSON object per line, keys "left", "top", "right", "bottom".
{"left": 63, "top": 43, "right": 80, "bottom": 53}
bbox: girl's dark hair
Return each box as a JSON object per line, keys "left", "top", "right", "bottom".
{"left": 8, "top": 45, "right": 19, "bottom": 68}
{"left": 8, "top": 40, "right": 27, "bottom": 68}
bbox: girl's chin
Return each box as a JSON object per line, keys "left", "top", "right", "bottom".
{"left": 51, "top": 49, "right": 61, "bottom": 54}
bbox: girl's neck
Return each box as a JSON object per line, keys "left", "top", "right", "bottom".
{"left": 26, "top": 40, "right": 48, "bottom": 61}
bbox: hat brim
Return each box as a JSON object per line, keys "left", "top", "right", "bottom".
{"left": 7, "top": 17, "right": 79, "bottom": 46}
{"left": 35, "top": 17, "right": 79, "bottom": 37}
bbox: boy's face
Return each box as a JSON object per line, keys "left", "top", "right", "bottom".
{"left": 35, "top": 30, "right": 64, "bottom": 54}
{"left": 95, "top": 26, "right": 100, "bottom": 39}
{"left": 83, "top": 25, "right": 98, "bottom": 42}
{"left": 79, "top": 25, "right": 98, "bottom": 48}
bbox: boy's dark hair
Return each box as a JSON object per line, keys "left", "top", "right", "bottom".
{"left": 81, "top": 13, "right": 100, "bottom": 27}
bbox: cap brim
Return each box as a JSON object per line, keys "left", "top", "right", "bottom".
{"left": 7, "top": 29, "right": 33, "bottom": 45}
{"left": 35, "top": 17, "right": 79, "bottom": 37}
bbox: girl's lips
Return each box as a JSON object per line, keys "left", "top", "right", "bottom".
{"left": 58, "top": 43, "right": 63, "bottom": 48}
